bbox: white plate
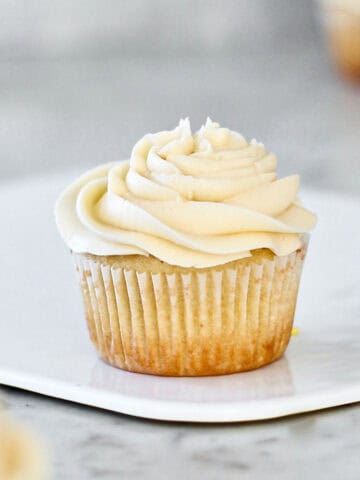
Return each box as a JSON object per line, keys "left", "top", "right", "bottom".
{"left": 0, "top": 173, "right": 359, "bottom": 422}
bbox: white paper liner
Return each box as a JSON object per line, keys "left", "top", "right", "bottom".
{"left": 73, "top": 249, "right": 305, "bottom": 376}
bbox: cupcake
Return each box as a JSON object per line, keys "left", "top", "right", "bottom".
{"left": 321, "top": 0, "right": 360, "bottom": 81}
{"left": 0, "top": 415, "right": 48, "bottom": 480}
{"left": 55, "top": 119, "right": 316, "bottom": 376}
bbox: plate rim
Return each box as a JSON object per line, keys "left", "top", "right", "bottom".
{"left": 1, "top": 367, "right": 359, "bottom": 423}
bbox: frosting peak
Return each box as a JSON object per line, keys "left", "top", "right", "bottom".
{"left": 56, "top": 119, "right": 316, "bottom": 267}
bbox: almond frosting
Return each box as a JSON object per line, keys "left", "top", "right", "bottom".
{"left": 55, "top": 119, "right": 316, "bottom": 268}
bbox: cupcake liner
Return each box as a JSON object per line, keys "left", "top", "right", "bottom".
{"left": 73, "top": 247, "right": 306, "bottom": 376}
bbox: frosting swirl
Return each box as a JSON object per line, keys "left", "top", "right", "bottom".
{"left": 55, "top": 119, "right": 316, "bottom": 268}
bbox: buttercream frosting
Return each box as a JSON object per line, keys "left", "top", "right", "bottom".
{"left": 55, "top": 119, "right": 316, "bottom": 268}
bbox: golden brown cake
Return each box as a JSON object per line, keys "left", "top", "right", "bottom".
{"left": 56, "top": 119, "right": 316, "bottom": 376}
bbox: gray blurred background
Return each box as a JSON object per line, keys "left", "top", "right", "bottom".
{"left": 1, "top": 0, "right": 359, "bottom": 192}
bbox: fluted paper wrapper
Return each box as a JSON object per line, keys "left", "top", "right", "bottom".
{"left": 73, "top": 247, "right": 306, "bottom": 376}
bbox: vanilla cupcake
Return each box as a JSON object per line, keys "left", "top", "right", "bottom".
{"left": 0, "top": 415, "right": 48, "bottom": 480}
{"left": 321, "top": 0, "right": 360, "bottom": 81}
{"left": 55, "top": 119, "right": 316, "bottom": 376}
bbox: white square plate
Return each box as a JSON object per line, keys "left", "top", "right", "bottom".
{"left": 0, "top": 173, "right": 359, "bottom": 422}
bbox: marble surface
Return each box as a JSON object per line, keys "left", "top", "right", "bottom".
{"left": 0, "top": 386, "right": 359, "bottom": 480}
{"left": 1, "top": 19, "right": 360, "bottom": 480}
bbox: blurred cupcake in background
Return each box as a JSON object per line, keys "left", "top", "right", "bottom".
{"left": 0, "top": 414, "right": 48, "bottom": 480}
{"left": 320, "top": 0, "right": 360, "bottom": 81}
